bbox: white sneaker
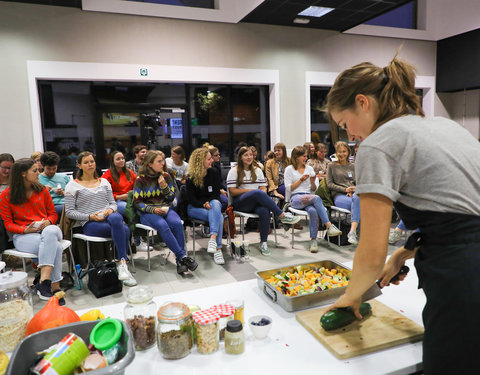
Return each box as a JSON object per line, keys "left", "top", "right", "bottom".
{"left": 136, "top": 241, "right": 150, "bottom": 252}
{"left": 280, "top": 213, "right": 301, "bottom": 225}
{"left": 260, "top": 242, "right": 271, "bottom": 256}
{"left": 388, "top": 230, "right": 403, "bottom": 244}
{"left": 348, "top": 231, "right": 359, "bottom": 245}
{"left": 117, "top": 261, "right": 130, "bottom": 280}
{"left": 327, "top": 224, "right": 342, "bottom": 237}
{"left": 207, "top": 239, "right": 217, "bottom": 254}
{"left": 310, "top": 239, "right": 318, "bottom": 253}
{"left": 213, "top": 250, "right": 225, "bottom": 265}
{"left": 123, "top": 274, "right": 138, "bottom": 287}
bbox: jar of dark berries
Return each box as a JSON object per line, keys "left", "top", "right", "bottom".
{"left": 124, "top": 285, "right": 157, "bottom": 351}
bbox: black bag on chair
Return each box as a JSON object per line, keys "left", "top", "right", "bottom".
{"left": 87, "top": 260, "right": 122, "bottom": 298}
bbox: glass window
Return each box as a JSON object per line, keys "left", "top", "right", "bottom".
{"left": 364, "top": 1, "right": 417, "bottom": 29}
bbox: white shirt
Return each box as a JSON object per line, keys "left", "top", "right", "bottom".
{"left": 166, "top": 158, "right": 188, "bottom": 181}
{"left": 284, "top": 165, "right": 316, "bottom": 202}
{"left": 226, "top": 166, "right": 267, "bottom": 204}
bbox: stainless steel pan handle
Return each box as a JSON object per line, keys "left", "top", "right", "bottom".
{"left": 263, "top": 285, "right": 277, "bottom": 302}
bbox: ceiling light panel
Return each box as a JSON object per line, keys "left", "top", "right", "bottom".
{"left": 298, "top": 6, "right": 334, "bottom": 18}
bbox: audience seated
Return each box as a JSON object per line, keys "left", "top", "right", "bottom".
{"left": 186, "top": 147, "right": 225, "bottom": 265}
{"left": 0, "top": 153, "right": 14, "bottom": 192}
{"left": 31, "top": 151, "right": 44, "bottom": 173}
{"left": 226, "top": 146, "right": 300, "bottom": 256}
{"left": 65, "top": 151, "right": 137, "bottom": 287}
{"left": 0, "top": 158, "right": 65, "bottom": 302}
{"left": 285, "top": 146, "right": 342, "bottom": 252}
{"left": 303, "top": 142, "right": 315, "bottom": 160}
{"left": 166, "top": 145, "right": 188, "bottom": 186}
{"left": 39, "top": 151, "right": 70, "bottom": 218}
{"left": 126, "top": 144, "right": 147, "bottom": 175}
{"left": 263, "top": 150, "right": 274, "bottom": 165}
{"left": 265, "top": 142, "right": 290, "bottom": 202}
{"left": 307, "top": 142, "right": 330, "bottom": 181}
{"left": 326, "top": 141, "right": 360, "bottom": 245}
{"left": 205, "top": 144, "right": 228, "bottom": 212}
{"left": 133, "top": 150, "right": 197, "bottom": 275}
{"left": 249, "top": 145, "right": 264, "bottom": 171}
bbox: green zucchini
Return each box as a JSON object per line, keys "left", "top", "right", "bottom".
{"left": 320, "top": 302, "right": 372, "bottom": 331}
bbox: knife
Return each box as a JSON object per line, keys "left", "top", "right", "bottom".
{"left": 361, "top": 265, "right": 410, "bottom": 302}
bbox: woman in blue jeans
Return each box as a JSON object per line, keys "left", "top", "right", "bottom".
{"left": 133, "top": 150, "right": 197, "bottom": 275}
{"left": 326, "top": 141, "right": 361, "bottom": 245}
{"left": 65, "top": 151, "right": 137, "bottom": 287}
{"left": 186, "top": 147, "right": 225, "bottom": 265}
{"left": 285, "top": 146, "right": 342, "bottom": 253}
{"left": 226, "top": 146, "right": 300, "bottom": 256}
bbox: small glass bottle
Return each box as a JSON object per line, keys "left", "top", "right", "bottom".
{"left": 225, "top": 320, "right": 245, "bottom": 355}
{"left": 226, "top": 299, "right": 244, "bottom": 324}
{"left": 124, "top": 285, "right": 157, "bottom": 351}
{"left": 156, "top": 302, "right": 193, "bottom": 359}
{"left": 192, "top": 309, "right": 220, "bottom": 354}
{"left": 212, "top": 304, "right": 235, "bottom": 341}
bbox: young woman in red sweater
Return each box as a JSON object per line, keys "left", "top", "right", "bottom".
{"left": 0, "top": 158, "right": 64, "bottom": 302}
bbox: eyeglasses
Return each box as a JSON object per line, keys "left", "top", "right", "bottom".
{"left": 213, "top": 154, "right": 220, "bottom": 157}
{"left": 0, "top": 166, "right": 11, "bottom": 171}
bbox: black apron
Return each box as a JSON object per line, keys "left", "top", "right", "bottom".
{"left": 394, "top": 202, "right": 480, "bottom": 374}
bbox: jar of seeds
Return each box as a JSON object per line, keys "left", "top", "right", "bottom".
{"left": 192, "top": 309, "right": 220, "bottom": 354}
{"left": 156, "top": 302, "right": 193, "bottom": 359}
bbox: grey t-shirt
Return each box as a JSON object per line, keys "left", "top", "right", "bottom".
{"left": 355, "top": 115, "right": 480, "bottom": 215}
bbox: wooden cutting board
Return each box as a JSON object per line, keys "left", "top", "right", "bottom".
{"left": 296, "top": 300, "right": 424, "bottom": 359}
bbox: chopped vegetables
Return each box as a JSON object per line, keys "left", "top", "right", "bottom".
{"left": 265, "top": 266, "right": 350, "bottom": 297}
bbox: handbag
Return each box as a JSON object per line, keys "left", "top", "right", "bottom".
{"left": 87, "top": 260, "right": 123, "bottom": 298}
{"left": 225, "top": 206, "right": 236, "bottom": 239}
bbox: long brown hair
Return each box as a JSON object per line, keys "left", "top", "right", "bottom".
{"left": 139, "top": 150, "right": 165, "bottom": 176}
{"left": 273, "top": 142, "right": 290, "bottom": 167}
{"left": 76, "top": 151, "right": 99, "bottom": 180}
{"left": 334, "top": 141, "right": 351, "bottom": 164}
{"left": 109, "top": 150, "right": 133, "bottom": 184}
{"left": 325, "top": 54, "right": 424, "bottom": 133}
{"left": 10, "top": 158, "right": 43, "bottom": 205}
{"left": 236, "top": 146, "right": 257, "bottom": 187}
{"left": 290, "top": 146, "right": 307, "bottom": 170}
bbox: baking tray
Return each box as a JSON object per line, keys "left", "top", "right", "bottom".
{"left": 255, "top": 260, "right": 351, "bottom": 312}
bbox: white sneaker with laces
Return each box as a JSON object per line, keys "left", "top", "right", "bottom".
{"left": 117, "top": 261, "right": 130, "bottom": 280}
{"left": 327, "top": 224, "right": 342, "bottom": 237}
{"left": 213, "top": 250, "right": 225, "bottom": 265}
{"left": 123, "top": 274, "right": 138, "bottom": 287}
{"left": 207, "top": 239, "right": 217, "bottom": 254}
{"left": 347, "top": 231, "right": 359, "bottom": 245}
{"left": 280, "top": 213, "right": 301, "bottom": 225}
{"left": 388, "top": 230, "right": 403, "bottom": 244}
{"left": 136, "top": 241, "right": 150, "bottom": 252}
{"left": 310, "top": 239, "right": 318, "bottom": 253}
{"left": 260, "top": 242, "right": 271, "bottom": 256}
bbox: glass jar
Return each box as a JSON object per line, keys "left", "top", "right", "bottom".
{"left": 124, "top": 285, "right": 157, "bottom": 351}
{"left": 0, "top": 271, "right": 33, "bottom": 352}
{"left": 212, "top": 304, "right": 235, "bottom": 341}
{"left": 225, "top": 320, "right": 245, "bottom": 355}
{"left": 156, "top": 302, "right": 193, "bottom": 359}
{"left": 226, "top": 299, "right": 244, "bottom": 324}
{"left": 192, "top": 309, "right": 220, "bottom": 355}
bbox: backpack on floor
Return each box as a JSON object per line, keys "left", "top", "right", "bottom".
{"left": 87, "top": 260, "right": 122, "bottom": 298}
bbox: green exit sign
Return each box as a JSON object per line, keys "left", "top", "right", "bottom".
{"left": 140, "top": 68, "right": 148, "bottom": 76}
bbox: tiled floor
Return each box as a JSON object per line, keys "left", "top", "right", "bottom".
{"left": 28, "top": 219, "right": 400, "bottom": 313}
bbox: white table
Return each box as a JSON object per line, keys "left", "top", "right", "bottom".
{"left": 77, "top": 259, "right": 425, "bottom": 375}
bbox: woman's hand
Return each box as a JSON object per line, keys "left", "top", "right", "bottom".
{"left": 377, "top": 247, "right": 415, "bottom": 287}
{"left": 220, "top": 189, "right": 227, "bottom": 197}
{"left": 154, "top": 207, "right": 167, "bottom": 215}
{"left": 103, "top": 208, "right": 114, "bottom": 218}
{"left": 300, "top": 174, "right": 309, "bottom": 182}
{"left": 203, "top": 201, "right": 211, "bottom": 210}
{"left": 273, "top": 191, "right": 284, "bottom": 200}
{"left": 317, "top": 172, "right": 326, "bottom": 179}
{"left": 158, "top": 173, "right": 167, "bottom": 188}
{"left": 89, "top": 212, "right": 105, "bottom": 222}
{"left": 325, "top": 293, "right": 364, "bottom": 320}
{"left": 116, "top": 193, "right": 128, "bottom": 201}
{"left": 37, "top": 220, "right": 51, "bottom": 231}
{"left": 24, "top": 222, "right": 41, "bottom": 234}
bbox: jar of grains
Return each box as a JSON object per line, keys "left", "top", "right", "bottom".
{"left": 211, "top": 304, "right": 235, "bottom": 341}
{"left": 192, "top": 309, "right": 220, "bottom": 354}
{"left": 0, "top": 271, "right": 33, "bottom": 352}
{"left": 124, "top": 285, "right": 157, "bottom": 350}
{"left": 156, "top": 302, "right": 193, "bottom": 359}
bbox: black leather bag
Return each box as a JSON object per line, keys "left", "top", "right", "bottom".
{"left": 87, "top": 260, "right": 122, "bottom": 298}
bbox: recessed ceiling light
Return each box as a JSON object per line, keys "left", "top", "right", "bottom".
{"left": 293, "top": 18, "right": 310, "bottom": 24}
{"left": 298, "top": 6, "right": 334, "bottom": 18}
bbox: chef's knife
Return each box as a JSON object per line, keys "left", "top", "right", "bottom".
{"left": 361, "top": 265, "right": 410, "bottom": 302}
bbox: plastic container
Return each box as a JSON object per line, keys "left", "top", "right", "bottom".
{"left": 211, "top": 304, "right": 235, "bottom": 341}
{"left": 0, "top": 271, "right": 33, "bottom": 353}
{"left": 124, "top": 285, "right": 157, "bottom": 351}
{"left": 224, "top": 320, "right": 245, "bottom": 355}
{"left": 156, "top": 302, "right": 193, "bottom": 359}
{"left": 6, "top": 320, "right": 135, "bottom": 375}
{"left": 192, "top": 309, "right": 220, "bottom": 355}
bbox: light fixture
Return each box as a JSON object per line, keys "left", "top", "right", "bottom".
{"left": 293, "top": 18, "right": 310, "bottom": 24}
{"left": 298, "top": 6, "right": 334, "bottom": 18}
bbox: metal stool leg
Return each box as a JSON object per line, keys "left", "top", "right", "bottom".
{"left": 22, "top": 258, "right": 27, "bottom": 273}
{"left": 192, "top": 221, "right": 196, "bottom": 260}
{"left": 67, "top": 245, "right": 81, "bottom": 289}
{"left": 86, "top": 241, "right": 91, "bottom": 265}
{"left": 241, "top": 216, "right": 245, "bottom": 242}
{"left": 128, "top": 243, "right": 136, "bottom": 273}
{"left": 272, "top": 214, "right": 278, "bottom": 246}
{"left": 292, "top": 223, "right": 295, "bottom": 248}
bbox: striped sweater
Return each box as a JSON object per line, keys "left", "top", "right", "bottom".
{"left": 133, "top": 172, "right": 175, "bottom": 214}
{"left": 64, "top": 178, "right": 117, "bottom": 226}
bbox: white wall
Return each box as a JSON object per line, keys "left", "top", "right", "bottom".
{"left": 0, "top": 2, "right": 439, "bottom": 159}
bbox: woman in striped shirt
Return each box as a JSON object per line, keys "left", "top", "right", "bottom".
{"left": 226, "top": 146, "right": 300, "bottom": 256}
{"left": 64, "top": 151, "right": 136, "bottom": 287}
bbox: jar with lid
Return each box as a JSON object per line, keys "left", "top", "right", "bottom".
{"left": 226, "top": 299, "right": 244, "bottom": 324}
{"left": 0, "top": 271, "right": 33, "bottom": 352}
{"left": 192, "top": 309, "right": 220, "bottom": 354}
{"left": 212, "top": 304, "right": 235, "bottom": 341}
{"left": 124, "top": 285, "right": 157, "bottom": 350}
{"left": 156, "top": 302, "right": 193, "bottom": 359}
{"left": 225, "top": 320, "right": 245, "bottom": 355}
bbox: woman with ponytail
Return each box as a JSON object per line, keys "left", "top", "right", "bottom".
{"left": 324, "top": 54, "right": 480, "bottom": 374}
